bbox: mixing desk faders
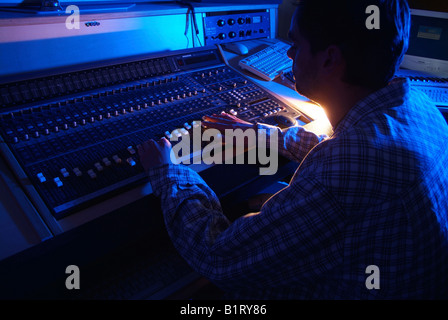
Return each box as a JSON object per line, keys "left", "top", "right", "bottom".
{"left": 0, "top": 47, "right": 310, "bottom": 219}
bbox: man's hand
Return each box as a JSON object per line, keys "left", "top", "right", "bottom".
{"left": 202, "top": 112, "right": 255, "bottom": 132}
{"left": 137, "top": 137, "right": 173, "bottom": 172}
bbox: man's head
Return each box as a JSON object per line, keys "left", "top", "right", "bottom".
{"left": 287, "top": 0, "right": 410, "bottom": 101}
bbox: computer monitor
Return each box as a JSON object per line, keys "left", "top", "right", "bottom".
{"left": 400, "top": 8, "right": 448, "bottom": 77}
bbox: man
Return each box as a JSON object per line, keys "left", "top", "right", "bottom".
{"left": 137, "top": 0, "right": 448, "bottom": 299}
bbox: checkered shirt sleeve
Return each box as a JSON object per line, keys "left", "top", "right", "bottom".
{"left": 256, "top": 122, "right": 327, "bottom": 163}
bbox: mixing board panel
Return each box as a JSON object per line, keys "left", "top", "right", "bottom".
{"left": 0, "top": 47, "right": 309, "bottom": 219}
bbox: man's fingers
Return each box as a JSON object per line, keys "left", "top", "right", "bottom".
{"left": 138, "top": 139, "right": 163, "bottom": 156}
{"left": 158, "top": 137, "right": 172, "bottom": 148}
{"left": 202, "top": 113, "right": 243, "bottom": 124}
{"left": 202, "top": 114, "right": 235, "bottom": 124}
{"left": 218, "top": 112, "right": 253, "bottom": 125}
{"left": 201, "top": 120, "right": 231, "bottom": 131}
{"left": 202, "top": 113, "right": 254, "bottom": 131}
{"left": 139, "top": 139, "right": 154, "bottom": 151}
{"left": 218, "top": 112, "right": 244, "bottom": 122}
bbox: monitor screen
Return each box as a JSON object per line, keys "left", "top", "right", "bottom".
{"left": 401, "top": 9, "right": 448, "bottom": 76}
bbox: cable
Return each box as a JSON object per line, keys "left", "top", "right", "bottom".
{"left": 183, "top": 4, "right": 190, "bottom": 48}
{"left": 176, "top": 0, "right": 202, "bottom": 48}
{"left": 192, "top": 12, "right": 203, "bottom": 47}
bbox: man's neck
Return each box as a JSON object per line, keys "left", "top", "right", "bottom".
{"left": 319, "top": 83, "right": 376, "bottom": 129}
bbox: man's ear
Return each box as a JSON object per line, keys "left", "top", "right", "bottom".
{"left": 321, "top": 45, "right": 345, "bottom": 76}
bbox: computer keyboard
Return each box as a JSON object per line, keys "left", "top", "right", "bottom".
{"left": 407, "top": 76, "right": 448, "bottom": 107}
{"left": 239, "top": 41, "right": 292, "bottom": 81}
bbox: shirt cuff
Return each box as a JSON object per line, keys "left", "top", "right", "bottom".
{"left": 254, "top": 122, "right": 282, "bottom": 147}
{"left": 147, "top": 163, "right": 204, "bottom": 197}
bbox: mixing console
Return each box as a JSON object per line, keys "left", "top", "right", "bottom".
{"left": 0, "top": 47, "right": 309, "bottom": 219}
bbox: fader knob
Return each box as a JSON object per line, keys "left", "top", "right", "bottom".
{"left": 54, "top": 177, "right": 63, "bottom": 187}
{"left": 126, "top": 158, "right": 136, "bottom": 167}
{"left": 60, "top": 168, "right": 70, "bottom": 178}
{"left": 112, "top": 155, "right": 122, "bottom": 164}
{"left": 127, "top": 146, "right": 136, "bottom": 155}
{"left": 102, "top": 158, "right": 112, "bottom": 166}
{"left": 172, "top": 129, "right": 181, "bottom": 138}
{"left": 179, "top": 128, "right": 189, "bottom": 136}
{"left": 73, "top": 168, "right": 82, "bottom": 177}
{"left": 37, "top": 173, "right": 46, "bottom": 183}
{"left": 94, "top": 162, "right": 104, "bottom": 171}
{"left": 87, "top": 169, "right": 97, "bottom": 179}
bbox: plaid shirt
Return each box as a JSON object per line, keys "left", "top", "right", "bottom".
{"left": 147, "top": 78, "right": 448, "bottom": 299}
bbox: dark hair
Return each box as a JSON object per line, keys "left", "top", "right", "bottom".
{"left": 294, "top": 0, "right": 410, "bottom": 89}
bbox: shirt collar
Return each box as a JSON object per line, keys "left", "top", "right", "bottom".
{"left": 332, "top": 77, "right": 410, "bottom": 136}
